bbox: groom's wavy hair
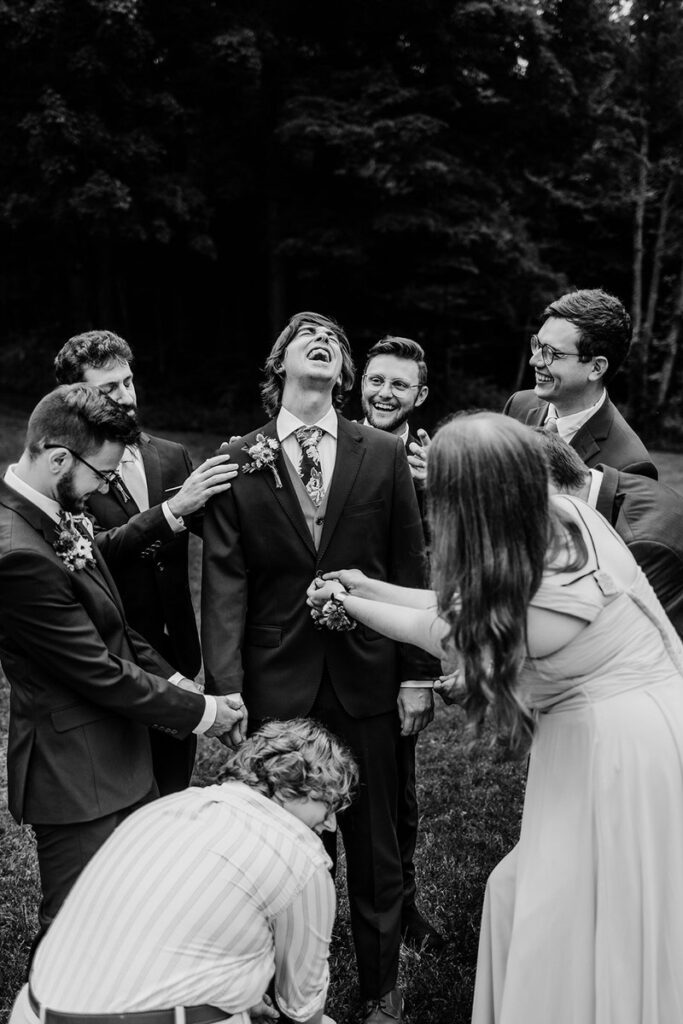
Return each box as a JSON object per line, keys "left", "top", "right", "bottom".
{"left": 427, "top": 412, "right": 589, "bottom": 756}
{"left": 260, "top": 312, "right": 356, "bottom": 419}
{"left": 219, "top": 718, "right": 358, "bottom": 814}
{"left": 26, "top": 384, "right": 140, "bottom": 459}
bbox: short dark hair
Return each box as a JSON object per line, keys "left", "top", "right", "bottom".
{"left": 26, "top": 384, "right": 140, "bottom": 459}
{"left": 364, "top": 336, "right": 428, "bottom": 386}
{"left": 542, "top": 289, "right": 631, "bottom": 384}
{"left": 532, "top": 428, "right": 590, "bottom": 491}
{"left": 54, "top": 331, "right": 134, "bottom": 385}
{"left": 260, "top": 312, "right": 355, "bottom": 419}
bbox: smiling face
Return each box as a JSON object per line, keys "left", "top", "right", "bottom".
{"left": 530, "top": 317, "right": 603, "bottom": 416}
{"left": 280, "top": 321, "right": 344, "bottom": 392}
{"left": 361, "top": 354, "right": 428, "bottom": 435}
{"left": 53, "top": 440, "right": 125, "bottom": 511}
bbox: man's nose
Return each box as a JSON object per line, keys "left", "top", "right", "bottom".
{"left": 98, "top": 480, "right": 111, "bottom": 494}
{"left": 529, "top": 348, "right": 543, "bottom": 368}
{"left": 322, "top": 811, "right": 336, "bottom": 833}
{"left": 377, "top": 380, "right": 394, "bottom": 398}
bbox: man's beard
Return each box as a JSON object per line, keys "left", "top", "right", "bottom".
{"left": 56, "top": 469, "right": 87, "bottom": 513}
{"left": 362, "top": 396, "right": 412, "bottom": 434}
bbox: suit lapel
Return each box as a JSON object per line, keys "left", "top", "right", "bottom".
{"left": 317, "top": 416, "right": 365, "bottom": 563}
{"left": 256, "top": 422, "right": 317, "bottom": 557}
{"left": 570, "top": 397, "right": 614, "bottom": 464}
{"left": 524, "top": 401, "right": 548, "bottom": 427}
{"left": 0, "top": 481, "right": 127, "bottom": 616}
{"left": 139, "top": 434, "right": 161, "bottom": 507}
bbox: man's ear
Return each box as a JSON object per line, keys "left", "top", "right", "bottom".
{"left": 589, "top": 356, "right": 608, "bottom": 382}
{"left": 46, "top": 447, "right": 70, "bottom": 475}
{"left": 414, "top": 385, "right": 429, "bottom": 409}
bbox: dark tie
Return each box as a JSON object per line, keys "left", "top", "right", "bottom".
{"left": 294, "top": 426, "right": 325, "bottom": 507}
{"left": 111, "top": 470, "right": 134, "bottom": 503}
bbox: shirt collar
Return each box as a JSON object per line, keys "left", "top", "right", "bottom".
{"left": 585, "top": 468, "right": 604, "bottom": 509}
{"left": 277, "top": 404, "right": 338, "bottom": 442}
{"left": 4, "top": 464, "right": 62, "bottom": 524}
{"left": 550, "top": 389, "right": 607, "bottom": 434}
{"left": 119, "top": 444, "right": 140, "bottom": 465}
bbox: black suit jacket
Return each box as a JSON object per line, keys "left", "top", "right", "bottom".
{"left": 201, "top": 415, "right": 433, "bottom": 720}
{"left": 503, "top": 390, "right": 658, "bottom": 480}
{"left": 0, "top": 481, "right": 205, "bottom": 826}
{"left": 595, "top": 464, "right": 683, "bottom": 640}
{"left": 87, "top": 433, "right": 201, "bottom": 678}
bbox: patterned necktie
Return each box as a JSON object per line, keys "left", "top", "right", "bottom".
{"left": 294, "top": 426, "right": 325, "bottom": 507}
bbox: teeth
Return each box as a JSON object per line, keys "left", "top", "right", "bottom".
{"left": 308, "top": 348, "right": 330, "bottom": 362}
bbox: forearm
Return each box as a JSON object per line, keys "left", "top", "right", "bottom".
{"left": 342, "top": 594, "right": 447, "bottom": 658}
{"left": 357, "top": 578, "right": 437, "bottom": 609}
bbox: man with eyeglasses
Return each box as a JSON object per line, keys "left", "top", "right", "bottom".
{"left": 504, "top": 288, "right": 658, "bottom": 479}
{"left": 54, "top": 330, "right": 238, "bottom": 796}
{"left": 0, "top": 384, "right": 244, "bottom": 961}
{"left": 360, "top": 336, "right": 445, "bottom": 954}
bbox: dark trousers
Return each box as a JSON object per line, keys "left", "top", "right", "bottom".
{"left": 29, "top": 785, "right": 157, "bottom": 966}
{"left": 396, "top": 734, "right": 418, "bottom": 911}
{"left": 311, "top": 673, "right": 403, "bottom": 1000}
{"left": 149, "top": 732, "right": 197, "bottom": 795}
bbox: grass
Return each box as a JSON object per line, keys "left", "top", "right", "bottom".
{"left": 0, "top": 405, "right": 681, "bottom": 1022}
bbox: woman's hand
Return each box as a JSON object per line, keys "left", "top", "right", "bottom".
{"left": 306, "top": 577, "right": 347, "bottom": 610}
{"left": 434, "top": 669, "right": 467, "bottom": 706}
{"left": 321, "top": 568, "right": 371, "bottom": 598}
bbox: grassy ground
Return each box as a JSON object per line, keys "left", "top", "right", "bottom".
{"left": 0, "top": 407, "right": 681, "bottom": 1022}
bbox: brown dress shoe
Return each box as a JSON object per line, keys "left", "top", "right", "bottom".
{"left": 363, "top": 986, "right": 404, "bottom": 1024}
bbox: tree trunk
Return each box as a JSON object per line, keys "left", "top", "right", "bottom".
{"left": 656, "top": 254, "right": 683, "bottom": 409}
{"left": 629, "top": 121, "right": 649, "bottom": 429}
{"left": 266, "top": 196, "right": 286, "bottom": 339}
{"left": 641, "top": 169, "right": 676, "bottom": 361}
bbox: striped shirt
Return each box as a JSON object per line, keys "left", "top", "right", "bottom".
{"left": 31, "top": 783, "right": 335, "bottom": 1022}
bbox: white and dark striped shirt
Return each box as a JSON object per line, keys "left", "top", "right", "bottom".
{"left": 31, "top": 783, "right": 334, "bottom": 1022}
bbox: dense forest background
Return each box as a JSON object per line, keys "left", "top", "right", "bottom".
{"left": 1, "top": 0, "right": 682, "bottom": 437}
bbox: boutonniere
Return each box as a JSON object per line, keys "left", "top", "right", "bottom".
{"left": 313, "top": 594, "right": 356, "bottom": 632}
{"left": 54, "top": 512, "right": 96, "bottom": 572}
{"left": 242, "top": 434, "right": 283, "bottom": 488}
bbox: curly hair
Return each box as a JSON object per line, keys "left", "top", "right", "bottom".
{"left": 219, "top": 718, "right": 359, "bottom": 813}
{"left": 260, "top": 312, "right": 356, "bottom": 419}
{"left": 427, "top": 412, "right": 588, "bottom": 756}
{"left": 55, "top": 330, "right": 134, "bottom": 385}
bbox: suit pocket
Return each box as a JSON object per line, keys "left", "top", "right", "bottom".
{"left": 342, "top": 498, "right": 384, "bottom": 518}
{"left": 246, "top": 626, "right": 282, "bottom": 648}
{"left": 50, "top": 704, "right": 114, "bottom": 733}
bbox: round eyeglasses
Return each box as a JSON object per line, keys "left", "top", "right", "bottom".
{"left": 530, "top": 335, "right": 585, "bottom": 368}
{"left": 362, "top": 374, "right": 422, "bottom": 396}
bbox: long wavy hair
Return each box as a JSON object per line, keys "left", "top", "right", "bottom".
{"left": 219, "top": 718, "right": 358, "bottom": 813}
{"left": 260, "top": 311, "right": 356, "bottom": 418}
{"left": 427, "top": 412, "right": 588, "bottom": 755}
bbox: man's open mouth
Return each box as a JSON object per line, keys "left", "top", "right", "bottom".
{"left": 535, "top": 371, "right": 553, "bottom": 384}
{"left": 372, "top": 401, "right": 397, "bottom": 412}
{"left": 308, "top": 347, "right": 331, "bottom": 363}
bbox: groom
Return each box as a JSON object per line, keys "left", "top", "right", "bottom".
{"left": 202, "top": 312, "right": 435, "bottom": 1024}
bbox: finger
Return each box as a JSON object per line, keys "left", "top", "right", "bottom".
{"left": 200, "top": 454, "right": 238, "bottom": 470}
{"left": 322, "top": 571, "right": 344, "bottom": 581}
{"left": 197, "top": 465, "right": 240, "bottom": 482}
{"left": 417, "top": 429, "right": 431, "bottom": 443}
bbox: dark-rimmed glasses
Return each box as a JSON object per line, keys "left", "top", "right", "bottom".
{"left": 44, "top": 444, "right": 119, "bottom": 487}
{"left": 362, "top": 374, "right": 422, "bottom": 396}
{"left": 530, "top": 335, "right": 586, "bottom": 368}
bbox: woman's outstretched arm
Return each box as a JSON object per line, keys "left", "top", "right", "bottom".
{"left": 320, "top": 569, "right": 438, "bottom": 609}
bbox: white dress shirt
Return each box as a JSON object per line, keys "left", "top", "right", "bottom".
{"left": 2, "top": 466, "right": 215, "bottom": 733}
{"left": 277, "top": 405, "right": 338, "bottom": 489}
{"left": 547, "top": 389, "right": 607, "bottom": 445}
{"left": 29, "top": 783, "right": 334, "bottom": 1023}
{"left": 120, "top": 445, "right": 184, "bottom": 533}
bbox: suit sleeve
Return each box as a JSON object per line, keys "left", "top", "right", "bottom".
{"left": 388, "top": 440, "right": 442, "bottom": 680}
{"left": 0, "top": 549, "right": 204, "bottom": 735}
{"left": 620, "top": 460, "right": 659, "bottom": 481}
{"left": 201, "top": 485, "right": 246, "bottom": 695}
{"left": 93, "top": 506, "right": 175, "bottom": 566}
{"left": 502, "top": 392, "right": 516, "bottom": 415}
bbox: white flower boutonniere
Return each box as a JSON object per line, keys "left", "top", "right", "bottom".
{"left": 54, "top": 512, "right": 96, "bottom": 572}
{"left": 242, "top": 434, "right": 283, "bottom": 488}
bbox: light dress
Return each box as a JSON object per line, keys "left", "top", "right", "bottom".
{"left": 472, "top": 496, "right": 683, "bottom": 1024}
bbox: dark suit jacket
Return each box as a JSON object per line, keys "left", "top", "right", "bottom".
{"left": 595, "top": 464, "right": 683, "bottom": 639}
{"left": 202, "top": 415, "right": 433, "bottom": 720}
{"left": 0, "top": 481, "right": 205, "bottom": 826}
{"left": 504, "top": 390, "right": 658, "bottom": 480}
{"left": 87, "top": 433, "right": 201, "bottom": 678}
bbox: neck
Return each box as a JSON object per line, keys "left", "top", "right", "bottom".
{"left": 14, "top": 453, "right": 53, "bottom": 500}
{"left": 572, "top": 474, "right": 592, "bottom": 503}
{"left": 281, "top": 384, "right": 334, "bottom": 424}
{"left": 554, "top": 386, "right": 603, "bottom": 418}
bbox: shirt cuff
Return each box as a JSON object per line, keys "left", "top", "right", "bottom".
{"left": 162, "top": 500, "right": 185, "bottom": 533}
{"left": 399, "top": 680, "right": 435, "bottom": 689}
{"left": 194, "top": 695, "right": 217, "bottom": 735}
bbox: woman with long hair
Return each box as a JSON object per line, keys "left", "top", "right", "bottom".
{"left": 308, "top": 412, "right": 683, "bottom": 1023}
